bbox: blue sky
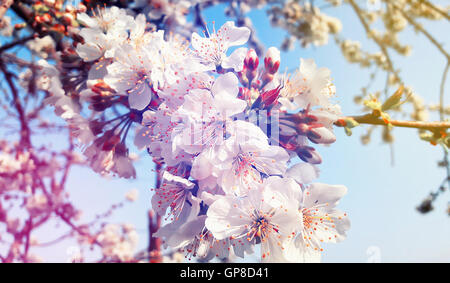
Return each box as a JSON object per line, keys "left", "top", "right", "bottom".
{"left": 2, "top": 2, "right": 450, "bottom": 262}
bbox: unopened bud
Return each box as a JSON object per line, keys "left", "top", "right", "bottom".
{"left": 35, "top": 13, "right": 52, "bottom": 24}
{"left": 55, "top": 24, "right": 66, "bottom": 34}
{"left": 244, "top": 49, "right": 259, "bottom": 71}
{"left": 244, "top": 49, "right": 259, "bottom": 84}
{"left": 260, "top": 86, "right": 282, "bottom": 109}
{"left": 308, "top": 127, "right": 336, "bottom": 144}
{"left": 296, "top": 146, "right": 322, "bottom": 164}
{"left": 264, "top": 47, "right": 280, "bottom": 74}
{"left": 416, "top": 196, "right": 434, "bottom": 214}
{"left": 14, "top": 23, "right": 27, "bottom": 30}
{"left": 290, "top": 111, "right": 318, "bottom": 125}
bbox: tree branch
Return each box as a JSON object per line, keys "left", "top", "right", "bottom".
{"left": 419, "top": 0, "right": 450, "bottom": 22}
{"left": 336, "top": 113, "right": 450, "bottom": 132}
{"left": 0, "top": 35, "right": 37, "bottom": 53}
{"left": 394, "top": 3, "right": 450, "bottom": 62}
{"left": 0, "top": 59, "right": 31, "bottom": 148}
{"left": 439, "top": 62, "right": 450, "bottom": 120}
{"left": 348, "top": 0, "right": 398, "bottom": 79}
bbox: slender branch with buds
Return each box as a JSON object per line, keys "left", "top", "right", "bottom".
{"left": 335, "top": 114, "right": 450, "bottom": 132}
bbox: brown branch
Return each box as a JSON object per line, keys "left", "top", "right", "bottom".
{"left": 1, "top": 53, "right": 40, "bottom": 69}
{"left": 394, "top": 3, "right": 450, "bottom": 62}
{"left": 348, "top": 0, "right": 398, "bottom": 79}
{"left": 438, "top": 61, "right": 450, "bottom": 192}
{"left": 419, "top": 0, "right": 450, "bottom": 22}
{"left": 336, "top": 113, "right": 450, "bottom": 132}
{"left": 56, "top": 211, "right": 102, "bottom": 247}
{"left": 439, "top": 62, "right": 450, "bottom": 120}
{"left": 59, "top": 136, "right": 75, "bottom": 190}
{"left": 11, "top": 1, "right": 52, "bottom": 39}
{"left": 22, "top": 215, "right": 35, "bottom": 262}
{"left": 0, "top": 34, "right": 37, "bottom": 53}
{"left": 148, "top": 162, "right": 162, "bottom": 263}
{"left": 148, "top": 209, "right": 162, "bottom": 263}
{"left": 0, "top": 59, "right": 31, "bottom": 148}
{"left": 37, "top": 232, "right": 73, "bottom": 247}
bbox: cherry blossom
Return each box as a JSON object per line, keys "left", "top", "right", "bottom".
{"left": 206, "top": 177, "right": 302, "bottom": 262}
{"left": 77, "top": 6, "right": 133, "bottom": 33}
{"left": 96, "top": 223, "right": 139, "bottom": 262}
{"left": 192, "top": 121, "right": 290, "bottom": 196}
{"left": 285, "top": 183, "right": 350, "bottom": 263}
{"left": 151, "top": 171, "right": 197, "bottom": 222}
{"left": 2, "top": 0, "right": 448, "bottom": 265}
{"left": 279, "top": 58, "right": 337, "bottom": 110}
{"left": 31, "top": 4, "right": 351, "bottom": 262}
{"left": 172, "top": 72, "right": 247, "bottom": 154}
{"left": 191, "top": 21, "right": 251, "bottom": 71}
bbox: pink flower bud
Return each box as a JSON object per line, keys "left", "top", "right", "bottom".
{"left": 290, "top": 110, "right": 318, "bottom": 125}
{"left": 264, "top": 47, "right": 280, "bottom": 74}
{"left": 244, "top": 49, "right": 259, "bottom": 71}
{"left": 308, "top": 127, "right": 336, "bottom": 144}
{"left": 296, "top": 146, "right": 322, "bottom": 164}
{"left": 260, "top": 86, "right": 282, "bottom": 109}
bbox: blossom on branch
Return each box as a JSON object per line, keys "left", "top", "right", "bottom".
{"left": 29, "top": 5, "right": 350, "bottom": 262}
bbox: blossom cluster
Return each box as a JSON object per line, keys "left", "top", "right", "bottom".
{"left": 96, "top": 223, "right": 139, "bottom": 262}
{"left": 38, "top": 6, "right": 350, "bottom": 262}
{"left": 268, "top": 1, "right": 342, "bottom": 49}
{"left": 0, "top": 136, "right": 143, "bottom": 262}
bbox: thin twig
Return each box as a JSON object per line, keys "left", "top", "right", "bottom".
{"left": 419, "top": 0, "right": 450, "bottom": 22}
{"left": 0, "top": 35, "right": 37, "bottom": 53}
{"left": 0, "top": 59, "right": 31, "bottom": 148}
{"left": 439, "top": 63, "right": 450, "bottom": 120}
{"left": 439, "top": 61, "right": 450, "bottom": 192}
{"left": 348, "top": 0, "right": 398, "bottom": 79}
{"left": 394, "top": 4, "right": 450, "bottom": 62}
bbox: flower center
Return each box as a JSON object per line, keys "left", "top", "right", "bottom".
{"left": 233, "top": 153, "right": 254, "bottom": 176}
{"left": 247, "top": 210, "right": 277, "bottom": 243}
